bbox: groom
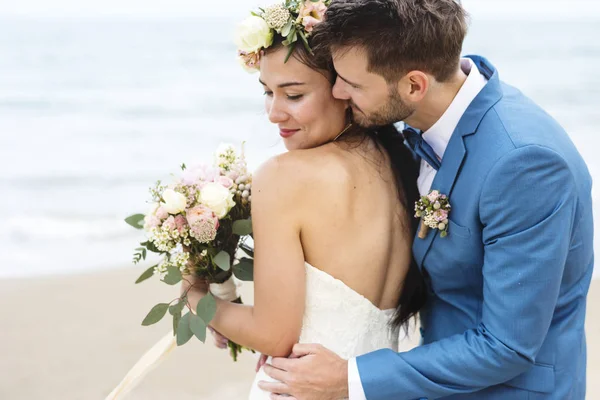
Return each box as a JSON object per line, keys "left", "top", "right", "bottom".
{"left": 259, "top": 0, "right": 594, "bottom": 399}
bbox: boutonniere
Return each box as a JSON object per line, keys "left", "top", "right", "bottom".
{"left": 414, "top": 190, "right": 451, "bottom": 239}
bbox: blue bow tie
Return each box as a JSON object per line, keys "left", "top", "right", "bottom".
{"left": 402, "top": 127, "right": 441, "bottom": 171}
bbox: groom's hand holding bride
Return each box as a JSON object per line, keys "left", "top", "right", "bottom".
{"left": 259, "top": 343, "right": 348, "bottom": 400}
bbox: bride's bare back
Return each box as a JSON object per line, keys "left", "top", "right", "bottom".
{"left": 299, "top": 140, "right": 412, "bottom": 311}
{"left": 259, "top": 137, "right": 412, "bottom": 312}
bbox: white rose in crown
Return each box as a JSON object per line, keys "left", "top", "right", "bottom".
{"left": 161, "top": 189, "right": 187, "bottom": 214}
{"left": 199, "top": 182, "right": 236, "bottom": 218}
{"left": 234, "top": 15, "right": 274, "bottom": 54}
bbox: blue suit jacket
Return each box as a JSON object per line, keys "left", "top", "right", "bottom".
{"left": 357, "top": 56, "right": 594, "bottom": 399}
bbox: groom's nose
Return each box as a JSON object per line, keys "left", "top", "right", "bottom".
{"left": 332, "top": 77, "right": 351, "bottom": 100}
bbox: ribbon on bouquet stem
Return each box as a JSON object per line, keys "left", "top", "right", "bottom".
{"left": 105, "top": 277, "right": 241, "bottom": 400}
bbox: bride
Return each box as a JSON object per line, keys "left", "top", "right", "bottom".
{"left": 183, "top": 3, "right": 427, "bottom": 399}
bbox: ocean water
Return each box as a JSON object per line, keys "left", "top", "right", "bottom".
{"left": 1, "top": 14, "right": 598, "bottom": 278}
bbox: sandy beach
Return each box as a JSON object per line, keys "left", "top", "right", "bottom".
{"left": 0, "top": 267, "right": 597, "bottom": 400}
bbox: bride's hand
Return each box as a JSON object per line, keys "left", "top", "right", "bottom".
{"left": 180, "top": 245, "right": 209, "bottom": 296}
{"left": 180, "top": 273, "right": 209, "bottom": 317}
{"left": 180, "top": 272, "right": 208, "bottom": 298}
{"left": 208, "top": 326, "right": 230, "bottom": 349}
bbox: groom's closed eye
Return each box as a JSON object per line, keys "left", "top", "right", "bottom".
{"left": 337, "top": 74, "right": 362, "bottom": 89}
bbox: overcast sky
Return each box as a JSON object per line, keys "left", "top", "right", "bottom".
{"left": 0, "top": 0, "right": 598, "bottom": 19}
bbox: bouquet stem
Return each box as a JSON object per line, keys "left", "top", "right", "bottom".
{"left": 418, "top": 219, "right": 429, "bottom": 239}
{"left": 210, "top": 278, "right": 255, "bottom": 362}
{"left": 227, "top": 297, "right": 254, "bottom": 361}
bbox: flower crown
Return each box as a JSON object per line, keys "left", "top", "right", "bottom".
{"left": 234, "top": 0, "right": 331, "bottom": 72}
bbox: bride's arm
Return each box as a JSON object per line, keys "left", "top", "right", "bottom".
{"left": 186, "top": 156, "right": 306, "bottom": 358}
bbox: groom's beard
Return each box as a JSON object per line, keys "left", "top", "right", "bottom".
{"left": 351, "top": 89, "right": 415, "bottom": 129}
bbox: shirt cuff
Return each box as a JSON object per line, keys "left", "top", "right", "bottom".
{"left": 348, "top": 357, "right": 367, "bottom": 400}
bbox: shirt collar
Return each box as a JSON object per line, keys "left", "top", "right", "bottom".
{"left": 422, "top": 58, "right": 488, "bottom": 159}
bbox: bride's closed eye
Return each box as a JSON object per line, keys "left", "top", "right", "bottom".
{"left": 263, "top": 91, "right": 304, "bottom": 101}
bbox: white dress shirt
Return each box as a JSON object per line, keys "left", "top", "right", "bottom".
{"left": 347, "top": 58, "right": 488, "bottom": 400}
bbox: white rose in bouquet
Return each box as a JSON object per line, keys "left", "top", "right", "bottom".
{"left": 199, "top": 182, "right": 236, "bottom": 218}
{"left": 162, "top": 189, "right": 187, "bottom": 214}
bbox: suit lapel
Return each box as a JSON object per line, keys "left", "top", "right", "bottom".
{"left": 413, "top": 133, "right": 467, "bottom": 267}
{"left": 412, "top": 55, "right": 503, "bottom": 269}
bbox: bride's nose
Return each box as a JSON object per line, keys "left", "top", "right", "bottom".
{"left": 267, "top": 97, "right": 288, "bottom": 124}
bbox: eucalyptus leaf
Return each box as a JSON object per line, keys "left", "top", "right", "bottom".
{"left": 163, "top": 266, "right": 182, "bottom": 285}
{"left": 135, "top": 265, "right": 156, "bottom": 284}
{"left": 125, "top": 214, "right": 145, "bottom": 229}
{"left": 281, "top": 19, "right": 293, "bottom": 37}
{"left": 288, "top": 26, "right": 296, "bottom": 41}
{"left": 213, "top": 251, "right": 231, "bottom": 271}
{"left": 189, "top": 315, "right": 207, "bottom": 342}
{"left": 169, "top": 300, "right": 186, "bottom": 316}
{"left": 233, "top": 219, "right": 253, "bottom": 236}
{"left": 284, "top": 44, "right": 296, "bottom": 63}
{"left": 233, "top": 258, "right": 254, "bottom": 281}
{"left": 176, "top": 313, "right": 193, "bottom": 346}
{"left": 298, "top": 31, "right": 312, "bottom": 54}
{"left": 196, "top": 293, "right": 217, "bottom": 324}
{"left": 141, "top": 303, "right": 169, "bottom": 326}
{"left": 141, "top": 240, "right": 161, "bottom": 254}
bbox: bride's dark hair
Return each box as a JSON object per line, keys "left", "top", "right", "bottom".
{"left": 368, "top": 125, "right": 428, "bottom": 330}
{"left": 263, "top": 36, "right": 335, "bottom": 82}
{"left": 265, "top": 37, "right": 427, "bottom": 331}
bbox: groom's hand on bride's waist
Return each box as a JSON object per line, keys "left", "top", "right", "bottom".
{"left": 259, "top": 343, "right": 349, "bottom": 400}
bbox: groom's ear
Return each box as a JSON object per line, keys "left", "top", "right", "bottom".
{"left": 397, "top": 71, "right": 429, "bottom": 102}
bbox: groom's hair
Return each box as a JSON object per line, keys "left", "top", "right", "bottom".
{"left": 313, "top": 0, "right": 468, "bottom": 83}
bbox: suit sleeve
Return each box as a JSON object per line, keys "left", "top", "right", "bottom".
{"left": 356, "top": 145, "right": 579, "bottom": 399}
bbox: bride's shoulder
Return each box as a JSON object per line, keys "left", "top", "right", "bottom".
{"left": 252, "top": 148, "right": 350, "bottom": 205}
{"left": 256, "top": 148, "right": 349, "bottom": 189}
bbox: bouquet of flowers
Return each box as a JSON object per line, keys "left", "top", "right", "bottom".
{"left": 125, "top": 143, "right": 255, "bottom": 361}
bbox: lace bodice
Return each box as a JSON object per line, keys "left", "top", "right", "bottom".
{"left": 299, "top": 263, "right": 399, "bottom": 357}
{"left": 248, "top": 263, "right": 398, "bottom": 399}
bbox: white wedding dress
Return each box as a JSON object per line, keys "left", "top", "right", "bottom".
{"left": 106, "top": 262, "right": 398, "bottom": 400}
{"left": 248, "top": 262, "right": 399, "bottom": 399}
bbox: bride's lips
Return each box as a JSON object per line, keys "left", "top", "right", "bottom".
{"left": 279, "top": 128, "right": 300, "bottom": 138}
